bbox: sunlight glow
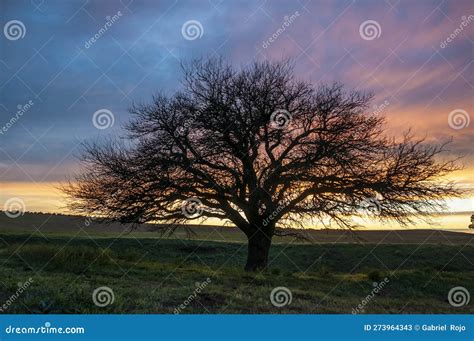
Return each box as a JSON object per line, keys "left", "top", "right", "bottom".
{"left": 1, "top": 181, "right": 472, "bottom": 230}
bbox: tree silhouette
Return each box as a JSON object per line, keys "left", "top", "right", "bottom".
{"left": 64, "top": 59, "right": 460, "bottom": 270}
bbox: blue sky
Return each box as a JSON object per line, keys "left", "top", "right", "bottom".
{"left": 0, "top": 0, "right": 472, "bottom": 208}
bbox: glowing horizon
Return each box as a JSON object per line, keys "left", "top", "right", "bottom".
{"left": 1, "top": 181, "right": 472, "bottom": 231}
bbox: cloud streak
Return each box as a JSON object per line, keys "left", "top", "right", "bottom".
{"left": 0, "top": 0, "right": 471, "bottom": 198}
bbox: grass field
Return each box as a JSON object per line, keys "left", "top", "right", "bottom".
{"left": 0, "top": 228, "right": 473, "bottom": 314}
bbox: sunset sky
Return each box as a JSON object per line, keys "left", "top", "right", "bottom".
{"left": 0, "top": 0, "right": 472, "bottom": 225}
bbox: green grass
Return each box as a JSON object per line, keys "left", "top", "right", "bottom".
{"left": 0, "top": 232, "right": 472, "bottom": 313}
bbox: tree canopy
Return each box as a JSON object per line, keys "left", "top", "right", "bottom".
{"left": 64, "top": 58, "right": 461, "bottom": 270}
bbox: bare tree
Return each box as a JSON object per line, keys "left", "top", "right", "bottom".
{"left": 63, "top": 58, "right": 461, "bottom": 270}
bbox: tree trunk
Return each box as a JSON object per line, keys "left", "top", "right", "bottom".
{"left": 244, "top": 230, "right": 272, "bottom": 271}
